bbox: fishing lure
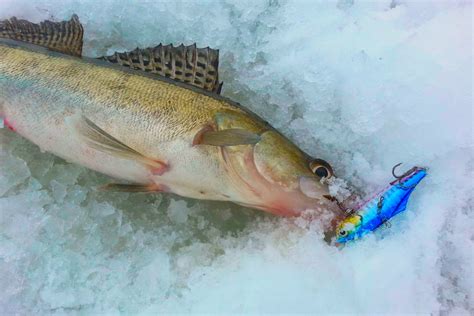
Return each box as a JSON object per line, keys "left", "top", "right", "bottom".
{"left": 334, "top": 164, "right": 427, "bottom": 244}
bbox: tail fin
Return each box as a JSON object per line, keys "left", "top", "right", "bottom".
{"left": 0, "top": 14, "right": 83, "bottom": 57}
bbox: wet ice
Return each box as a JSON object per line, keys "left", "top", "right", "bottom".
{"left": 0, "top": 0, "right": 472, "bottom": 314}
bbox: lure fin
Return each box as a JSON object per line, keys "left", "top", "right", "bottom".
{"left": 99, "top": 44, "right": 223, "bottom": 93}
{"left": 99, "top": 183, "right": 165, "bottom": 192}
{"left": 0, "top": 14, "right": 83, "bottom": 57}
{"left": 77, "top": 116, "right": 167, "bottom": 172}
{"left": 196, "top": 128, "right": 261, "bottom": 146}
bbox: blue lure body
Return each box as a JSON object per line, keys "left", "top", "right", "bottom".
{"left": 335, "top": 166, "right": 427, "bottom": 244}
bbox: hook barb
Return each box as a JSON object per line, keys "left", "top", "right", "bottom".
{"left": 392, "top": 163, "right": 404, "bottom": 179}
{"left": 391, "top": 163, "right": 418, "bottom": 190}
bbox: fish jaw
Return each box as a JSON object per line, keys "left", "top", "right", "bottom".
{"left": 335, "top": 167, "right": 427, "bottom": 244}
{"left": 1, "top": 41, "right": 340, "bottom": 219}
{"left": 215, "top": 133, "right": 341, "bottom": 218}
{"left": 231, "top": 176, "right": 341, "bottom": 217}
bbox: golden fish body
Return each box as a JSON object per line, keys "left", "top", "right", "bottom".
{"left": 1, "top": 39, "right": 337, "bottom": 217}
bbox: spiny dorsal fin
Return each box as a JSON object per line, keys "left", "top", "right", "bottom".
{"left": 0, "top": 14, "right": 83, "bottom": 57}
{"left": 99, "top": 44, "right": 223, "bottom": 94}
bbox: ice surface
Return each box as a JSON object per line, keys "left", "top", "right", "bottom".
{"left": 0, "top": 0, "right": 472, "bottom": 314}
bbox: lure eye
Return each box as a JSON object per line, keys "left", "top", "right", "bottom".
{"left": 339, "top": 230, "right": 347, "bottom": 237}
{"left": 310, "top": 159, "right": 333, "bottom": 179}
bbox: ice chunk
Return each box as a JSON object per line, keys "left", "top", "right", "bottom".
{"left": 50, "top": 179, "right": 67, "bottom": 202}
{"left": 89, "top": 201, "right": 116, "bottom": 217}
{"left": 167, "top": 199, "right": 190, "bottom": 224}
{"left": 0, "top": 150, "right": 30, "bottom": 196}
{"left": 0, "top": 1, "right": 472, "bottom": 315}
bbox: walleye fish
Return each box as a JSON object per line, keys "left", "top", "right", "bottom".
{"left": 0, "top": 15, "right": 342, "bottom": 219}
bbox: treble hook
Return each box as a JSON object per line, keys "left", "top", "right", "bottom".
{"left": 392, "top": 163, "right": 404, "bottom": 179}
{"left": 390, "top": 163, "right": 417, "bottom": 190}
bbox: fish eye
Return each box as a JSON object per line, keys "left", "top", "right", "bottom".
{"left": 310, "top": 159, "right": 333, "bottom": 179}
{"left": 314, "top": 166, "right": 329, "bottom": 178}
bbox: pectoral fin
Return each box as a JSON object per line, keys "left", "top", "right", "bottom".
{"left": 197, "top": 128, "right": 261, "bottom": 146}
{"left": 77, "top": 116, "right": 167, "bottom": 173}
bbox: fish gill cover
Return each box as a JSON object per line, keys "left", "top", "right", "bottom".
{"left": 0, "top": 0, "right": 472, "bottom": 314}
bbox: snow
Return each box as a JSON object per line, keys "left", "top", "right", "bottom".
{"left": 0, "top": 0, "right": 472, "bottom": 314}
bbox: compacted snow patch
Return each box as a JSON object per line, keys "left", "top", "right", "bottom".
{"left": 0, "top": 1, "right": 472, "bottom": 314}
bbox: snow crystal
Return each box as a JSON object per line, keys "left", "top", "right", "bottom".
{"left": 0, "top": 0, "right": 472, "bottom": 314}
{"left": 167, "top": 199, "right": 190, "bottom": 224}
{"left": 0, "top": 149, "right": 30, "bottom": 196}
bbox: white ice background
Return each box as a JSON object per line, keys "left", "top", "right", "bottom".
{"left": 0, "top": 0, "right": 472, "bottom": 314}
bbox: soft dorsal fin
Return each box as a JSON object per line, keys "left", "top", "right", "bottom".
{"left": 0, "top": 14, "right": 83, "bottom": 57}
{"left": 99, "top": 44, "right": 223, "bottom": 94}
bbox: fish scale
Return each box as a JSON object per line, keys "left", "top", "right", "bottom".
{"left": 0, "top": 15, "right": 339, "bottom": 218}
{"left": 0, "top": 43, "right": 232, "bottom": 148}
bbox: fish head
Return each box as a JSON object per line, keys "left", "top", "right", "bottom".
{"left": 239, "top": 129, "right": 341, "bottom": 217}
{"left": 213, "top": 111, "right": 341, "bottom": 218}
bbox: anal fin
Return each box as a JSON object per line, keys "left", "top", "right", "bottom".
{"left": 99, "top": 183, "right": 166, "bottom": 193}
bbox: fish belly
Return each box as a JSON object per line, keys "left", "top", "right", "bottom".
{"left": 1, "top": 85, "right": 150, "bottom": 183}
{"left": 0, "top": 44, "right": 239, "bottom": 201}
